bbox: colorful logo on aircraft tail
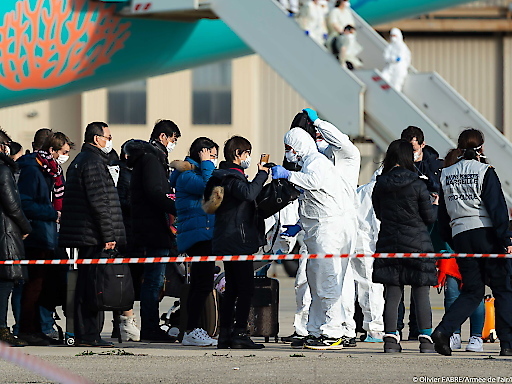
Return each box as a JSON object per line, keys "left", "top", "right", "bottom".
{"left": 0, "top": 0, "right": 131, "bottom": 90}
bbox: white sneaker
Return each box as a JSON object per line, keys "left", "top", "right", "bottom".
{"left": 450, "top": 333, "right": 462, "bottom": 350}
{"left": 466, "top": 336, "right": 484, "bottom": 352}
{"left": 182, "top": 328, "right": 217, "bottom": 347}
{"left": 120, "top": 315, "right": 141, "bottom": 342}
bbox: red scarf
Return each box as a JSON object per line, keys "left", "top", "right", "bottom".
{"left": 36, "top": 151, "right": 64, "bottom": 211}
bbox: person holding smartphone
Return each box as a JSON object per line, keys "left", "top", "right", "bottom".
{"left": 204, "top": 136, "right": 269, "bottom": 349}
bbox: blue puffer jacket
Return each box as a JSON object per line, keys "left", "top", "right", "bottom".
{"left": 169, "top": 157, "right": 215, "bottom": 253}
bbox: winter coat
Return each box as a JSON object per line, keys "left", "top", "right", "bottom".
{"left": 204, "top": 161, "right": 268, "bottom": 256}
{"left": 59, "top": 144, "right": 126, "bottom": 248}
{"left": 372, "top": 166, "right": 437, "bottom": 286}
{"left": 169, "top": 157, "right": 215, "bottom": 253}
{"left": 0, "top": 153, "right": 32, "bottom": 280}
{"left": 17, "top": 153, "right": 58, "bottom": 250}
{"left": 415, "top": 145, "right": 443, "bottom": 194}
{"left": 127, "top": 140, "right": 176, "bottom": 249}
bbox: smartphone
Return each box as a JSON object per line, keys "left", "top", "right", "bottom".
{"left": 260, "top": 154, "right": 270, "bottom": 164}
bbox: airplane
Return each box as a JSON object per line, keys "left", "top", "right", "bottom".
{"left": 0, "top": 0, "right": 476, "bottom": 108}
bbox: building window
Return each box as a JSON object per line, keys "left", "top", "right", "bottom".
{"left": 192, "top": 61, "right": 232, "bottom": 125}
{"left": 108, "top": 79, "right": 147, "bottom": 125}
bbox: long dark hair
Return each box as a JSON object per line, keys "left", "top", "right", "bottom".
{"left": 189, "top": 137, "right": 219, "bottom": 164}
{"left": 382, "top": 139, "right": 415, "bottom": 174}
{"left": 290, "top": 112, "right": 316, "bottom": 141}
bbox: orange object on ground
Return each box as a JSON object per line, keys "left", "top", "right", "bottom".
{"left": 482, "top": 295, "right": 497, "bottom": 342}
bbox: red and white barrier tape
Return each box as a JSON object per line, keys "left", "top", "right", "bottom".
{"left": 0, "top": 341, "right": 94, "bottom": 384}
{"left": 0, "top": 253, "right": 511, "bottom": 265}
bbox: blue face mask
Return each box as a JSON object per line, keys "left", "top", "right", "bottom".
{"left": 316, "top": 139, "right": 329, "bottom": 154}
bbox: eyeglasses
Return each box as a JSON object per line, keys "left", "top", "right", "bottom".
{"left": 96, "top": 134, "right": 112, "bottom": 141}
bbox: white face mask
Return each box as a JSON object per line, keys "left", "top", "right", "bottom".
{"left": 100, "top": 139, "right": 113, "bottom": 154}
{"left": 390, "top": 36, "right": 398, "bottom": 43}
{"left": 210, "top": 159, "right": 218, "bottom": 167}
{"left": 413, "top": 151, "right": 421, "bottom": 161}
{"left": 285, "top": 150, "right": 300, "bottom": 164}
{"left": 240, "top": 155, "right": 251, "bottom": 169}
{"left": 3, "top": 145, "right": 10, "bottom": 156}
{"left": 316, "top": 139, "right": 329, "bottom": 154}
{"left": 166, "top": 141, "right": 176, "bottom": 153}
{"left": 347, "top": 34, "right": 355, "bottom": 41}
{"left": 56, "top": 154, "right": 69, "bottom": 165}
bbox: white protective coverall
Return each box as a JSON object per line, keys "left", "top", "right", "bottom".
{"left": 314, "top": 119, "right": 360, "bottom": 338}
{"left": 351, "top": 169, "right": 385, "bottom": 336}
{"left": 279, "top": 0, "right": 299, "bottom": 14}
{"left": 381, "top": 28, "right": 411, "bottom": 92}
{"left": 285, "top": 128, "right": 358, "bottom": 339}
{"left": 297, "top": 0, "right": 328, "bottom": 46}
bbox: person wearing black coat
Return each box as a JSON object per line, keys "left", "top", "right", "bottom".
{"left": 203, "top": 136, "right": 269, "bottom": 349}
{"left": 371, "top": 139, "right": 438, "bottom": 354}
{"left": 0, "top": 130, "right": 31, "bottom": 346}
{"left": 127, "top": 120, "right": 179, "bottom": 342}
{"left": 59, "top": 122, "right": 126, "bottom": 347}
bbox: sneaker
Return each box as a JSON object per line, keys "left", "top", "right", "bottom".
{"left": 0, "top": 328, "right": 27, "bottom": 347}
{"left": 450, "top": 333, "right": 462, "bottom": 350}
{"left": 281, "top": 332, "right": 304, "bottom": 343}
{"left": 305, "top": 336, "right": 344, "bottom": 350}
{"left": 342, "top": 336, "right": 357, "bottom": 347}
{"left": 44, "top": 329, "right": 60, "bottom": 341}
{"left": 364, "top": 331, "right": 384, "bottom": 343}
{"left": 141, "top": 329, "right": 177, "bottom": 343}
{"left": 466, "top": 336, "right": 484, "bottom": 352}
{"left": 182, "top": 328, "right": 217, "bottom": 347}
{"left": 76, "top": 339, "right": 114, "bottom": 347}
{"left": 120, "top": 315, "right": 140, "bottom": 342}
{"left": 290, "top": 335, "right": 312, "bottom": 349}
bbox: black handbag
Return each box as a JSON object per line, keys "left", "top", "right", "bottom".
{"left": 256, "top": 178, "right": 300, "bottom": 219}
{"left": 87, "top": 248, "right": 134, "bottom": 312}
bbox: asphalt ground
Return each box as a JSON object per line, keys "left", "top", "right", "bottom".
{"left": 0, "top": 264, "right": 509, "bottom": 384}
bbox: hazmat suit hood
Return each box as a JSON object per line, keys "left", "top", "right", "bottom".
{"left": 284, "top": 128, "right": 318, "bottom": 166}
{"left": 376, "top": 167, "right": 419, "bottom": 193}
{"left": 390, "top": 27, "right": 403, "bottom": 43}
{"left": 370, "top": 166, "right": 383, "bottom": 183}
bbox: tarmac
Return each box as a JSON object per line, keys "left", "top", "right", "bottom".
{"left": 0, "top": 264, "right": 510, "bottom": 384}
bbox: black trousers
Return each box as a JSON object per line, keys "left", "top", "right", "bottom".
{"left": 220, "top": 261, "right": 254, "bottom": 330}
{"left": 384, "top": 285, "right": 431, "bottom": 334}
{"left": 436, "top": 228, "right": 512, "bottom": 347}
{"left": 186, "top": 241, "right": 215, "bottom": 330}
{"left": 74, "top": 246, "right": 104, "bottom": 342}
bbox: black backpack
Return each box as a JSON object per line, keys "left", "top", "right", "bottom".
{"left": 87, "top": 249, "right": 135, "bottom": 312}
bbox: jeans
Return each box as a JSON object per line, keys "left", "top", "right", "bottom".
{"left": 11, "top": 280, "right": 23, "bottom": 335}
{"left": 444, "top": 275, "right": 484, "bottom": 337}
{"left": 140, "top": 248, "right": 169, "bottom": 334}
{"left": 39, "top": 306, "right": 56, "bottom": 335}
{"left": 0, "top": 279, "right": 14, "bottom": 329}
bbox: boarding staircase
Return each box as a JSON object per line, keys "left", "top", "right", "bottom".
{"left": 113, "top": 0, "right": 512, "bottom": 206}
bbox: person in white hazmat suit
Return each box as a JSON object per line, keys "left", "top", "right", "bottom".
{"left": 353, "top": 168, "right": 385, "bottom": 342}
{"left": 278, "top": 0, "right": 299, "bottom": 15}
{"left": 381, "top": 28, "right": 411, "bottom": 92}
{"left": 297, "top": 0, "right": 328, "bottom": 46}
{"left": 271, "top": 127, "right": 358, "bottom": 350}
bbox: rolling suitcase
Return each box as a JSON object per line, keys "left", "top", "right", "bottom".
{"left": 248, "top": 276, "right": 279, "bottom": 343}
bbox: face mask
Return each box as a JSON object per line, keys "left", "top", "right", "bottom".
{"left": 390, "top": 36, "right": 398, "bottom": 43}
{"left": 316, "top": 140, "right": 329, "bottom": 154}
{"left": 345, "top": 1, "right": 351, "bottom": 7}
{"left": 100, "top": 139, "right": 113, "bottom": 154}
{"left": 347, "top": 34, "right": 355, "bottom": 41}
{"left": 413, "top": 151, "right": 421, "bottom": 161}
{"left": 285, "top": 151, "right": 299, "bottom": 164}
{"left": 3, "top": 145, "right": 10, "bottom": 156}
{"left": 240, "top": 155, "right": 251, "bottom": 169}
{"left": 56, "top": 154, "right": 69, "bottom": 165}
{"left": 166, "top": 141, "right": 176, "bottom": 153}
{"left": 210, "top": 159, "right": 218, "bottom": 167}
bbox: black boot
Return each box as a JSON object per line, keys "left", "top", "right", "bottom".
{"left": 432, "top": 329, "right": 452, "bottom": 356}
{"left": 231, "top": 328, "right": 265, "bottom": 349}
{"left": 0, "top": 328, "right": 27, "bottom": 347}
{"left": 419, "top": 335, "right": 435, "bottom": 353}
{"left": 217, "top": 327, "right": 232, "bottom": 349}
{"left": 383, "top": 334, "right": 402, "bottom": 353}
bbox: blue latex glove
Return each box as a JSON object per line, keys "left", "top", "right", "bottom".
{"left": 271, "top": 165, "right": 290, "bottom": 180}
{"left": 305, "top": 30, "right": 310, "bottom": 36}
{"left": 323, "top": 33, "right": 328, "bottom": 40}
{"left": 302, "top": 108, "right": 318, "bottom": 123}
{"left": 396, "top": 57, "right": 401, "bottom": 62}
{"left": 281, "top": 224, "right": 302, "bottom": 237}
